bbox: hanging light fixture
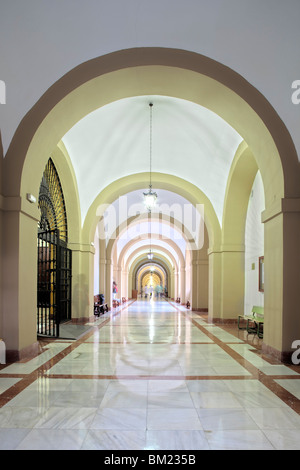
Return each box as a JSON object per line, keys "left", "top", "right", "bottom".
{"left": 143, "top": 103, "right": 157, "bottom": 212}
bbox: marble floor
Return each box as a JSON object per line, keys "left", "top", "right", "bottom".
{"left": 1, "top": 298, "right": 300, "bottom": 450}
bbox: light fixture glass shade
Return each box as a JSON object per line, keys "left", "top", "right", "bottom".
{"left": 147, "top": 251, "right": 154, "bottom": 260}
{"left": 143, "top": 187, "right": 157, "bottom": 212}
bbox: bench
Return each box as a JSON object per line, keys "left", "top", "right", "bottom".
{"left": 94, "top": 295, "right": 109, "bottom": 316}
{"left": 238, "top": 306, "right": 264, "bottom": 338}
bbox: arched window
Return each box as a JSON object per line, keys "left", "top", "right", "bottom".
{"left": 38, "top": 158, "right": 68, "bottom": 243}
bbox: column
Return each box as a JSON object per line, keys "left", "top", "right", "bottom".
{"left": 2, "top": 197, "right": 40, "bottom": 359}
{"left": 99, "top": 258, "right": 106, "bottom": 296}
{"left": 171, "top": 268, "right": 175, "bottom": 299}
{"left": 220, "top": 244, "right": 245, "bottom": 321}
{"left": 105, "top": 259, "right": 113, "bottom": 309}
{"left": 191, "top": 258, "right": 208, "bottom": 311}
{"left": 180, "top": 267, "right": 186, "bottom": 304}
{"left": 99, "top": 238, "right": 106, "bottom": 296}
{"left": 70, "top": 243, "right": 95, "bottom": 321}
{"left": 207, "top": 247, "right": 222, "bottom": 323}
{"left": 262, "top": 199, "right": 300, "bottom": 362}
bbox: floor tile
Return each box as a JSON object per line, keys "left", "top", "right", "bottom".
{"left": 1, "top": 299, "right": 300, "bottom": 450}
{"left": 262, "top": 429, "right": 300, "bottom": 450}
{"left": 0, "top": 378, "right": 22, "bottom": 394}
{"left": 91, "top": 407, "right": 147, "bottom": 430}
{"left": 145, "top": 430, "right": 210, "bottom": 450}
{"left": 205, "top": 429, "right": 274, "bottom": 450}
{"left": 16, "top": 429, "right": 87, "bottom": 450}
{"left": 197, "top": 408, "right": 259, "bottom": 431}
{"left": 275, "top": 379, "right": 300, "bottom": 399}
{"left": 147, "top": 408, "right": 203, "bottom": 430}
{"left": 0, "top": 429, "right": 31, "bottom": 450}
{"left": 190, "top": 391, "right": 243, "bottom": 409}
{"left": 246, "top": 407, "right": 300, "bottom": 430}
{"left": 147, "top": 392, "right": 195, "bottom": 408}
{"left": 34, "top": 406, "right": 97, "bottom": 429}
{"left": 81, "top": 430, "right": 146, "bottom": 450}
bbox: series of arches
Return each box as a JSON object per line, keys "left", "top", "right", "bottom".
{"left": 1, "top": 48, "right": 300, "bottom": 363}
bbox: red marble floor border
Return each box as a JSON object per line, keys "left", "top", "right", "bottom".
{"left": 45, "top": 374, "right": 256, "bottom": 381}
{"left": 83, "top": 341, "right": 215, "bottom": 344}
{"left": 168, "top": 300, "right": 300, "bottom": 414}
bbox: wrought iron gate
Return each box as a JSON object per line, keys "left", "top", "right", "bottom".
{"left": 37, "top": 229, "right": 72, "bottom": 337}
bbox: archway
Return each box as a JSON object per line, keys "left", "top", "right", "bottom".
{"left": 136, "top": 263, "right": 167, "bottom": 290}
{"left": 128, "top": 251, "right": 174, "bottom": 300}
{"left": 2, "top": 48, "right": 299, "bottom": 361}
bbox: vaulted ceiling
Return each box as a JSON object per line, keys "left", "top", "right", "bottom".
{"left": 62, "top": 95, "right": 242, "bottom": 225}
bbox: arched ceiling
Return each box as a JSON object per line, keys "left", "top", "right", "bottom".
{"left": 127, "top": 248, "right": 175, "bottom": 272}
{"left": 131, "top": 257, "right": 172, "bottom": 281}
{"left": 123, "top": 240, "right": 181, "bottom": 267}
{"left": 100, "top": 188, "right": 204, "bottom": 245}
{"left": 62, "top": 95, "right": 242, "bottom": 225}
{"left": 117, "top": 221, "right": 186, "bottom": 258}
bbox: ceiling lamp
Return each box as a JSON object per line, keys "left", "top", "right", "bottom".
{"left": 143, "top": 103, "right": 157, "bottom": 212}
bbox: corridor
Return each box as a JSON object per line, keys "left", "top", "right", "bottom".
{"left": 1, "top": 299, "right": 300, "bottom": 450}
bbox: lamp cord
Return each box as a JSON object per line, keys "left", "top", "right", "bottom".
{"left": 149, "top": 103, "right": 153, "bottom": 257}
{"left": 149, "top": 102, "right": 153, "bottom": 188}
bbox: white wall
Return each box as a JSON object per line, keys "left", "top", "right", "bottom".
{"left": 244, "top": 171, "right": 265, "bottom": 314}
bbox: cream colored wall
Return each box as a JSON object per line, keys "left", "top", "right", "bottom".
{"left": 94, "top": 231, "right": 100, "bottom": 295}
{"left": 262, "top": 205, "right": 300, "bottom": 359}
{"left": 185, "top": 249, "right": 192, "bottom": 305}
{"left": 0, "top": 151, "right": 2, "bottom": 340}
{"left": 191, "top": 225, "right": 209, "bottom": 311}
{"left": 219, "top": 143, "right": 258, "bottom": 322}
{"left": 2, "top": 199, "right": 40, "bottom": 356}
{"left": 0, "top": 202, "right": 2, "bottom": 339}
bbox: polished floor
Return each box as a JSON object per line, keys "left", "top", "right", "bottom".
{"left": 1, "top": 298, "right": 300, "bottom": 450}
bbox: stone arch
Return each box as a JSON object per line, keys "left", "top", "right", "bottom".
{"left": 127, "top": 247, "right": 177, "bottom": 300}
{"left": 106, "top": 211, "right": 200, "bottom": 264}
{"left": 51, "top": 142, "right": 81, "bottom": 244}
{"left": 222, "top": 142, "right": 259, "bottom": 247}
{"left": 128, "top": 248, "right": 176, "bottom": 275}
{"left": 136, "top": 263, "right": 167, "bottom": 290}
{"left": 4, "top": 48, "right": 298, "bottom": 209}
{"left": 119, "top": 236, "right": 185, "bottom": 270}
{"left": 216, "top": 142, "right": 260, "bottom": 320}
{"left": 86, "top": 172, "right": 220, "bottom": 250}
{"left": 3, "top": 47, "right": 300, "bottom": 360}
